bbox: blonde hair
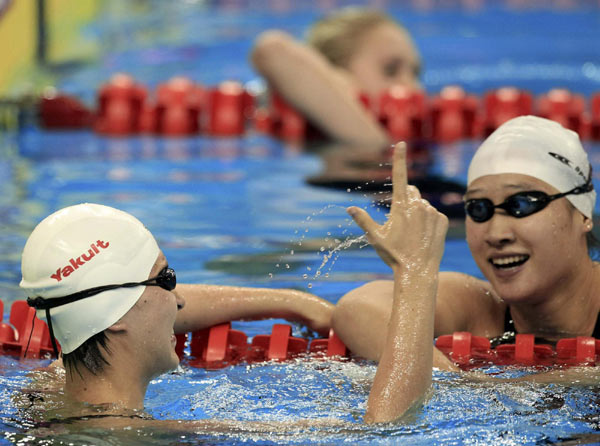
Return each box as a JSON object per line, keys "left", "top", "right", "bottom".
{"left": 307, "top": 8, "right": 398, "bottom": 68}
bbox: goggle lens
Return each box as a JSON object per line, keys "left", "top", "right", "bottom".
{"left": 154, "top": 267, "right": 176, "bottom": 291}
{"left": 465, "top": 192, "right": 552, "bottom": 223}
{"left": 507, "top": 193, "right": 547, "bottom": 217}
{"left": 465, "top": 198, "right": 494, "bottom": 222}
{"left": 465, "top": 170, "right": 593, "bottom": 223}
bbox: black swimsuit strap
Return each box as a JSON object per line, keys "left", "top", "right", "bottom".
{"left": 487, "top": 310, "right": 517, "bottom": 348}
{"left": 501, "top": 307, "right": 600, "bottom": 340}
{"left": 593, "top": 312, "right": 600, "bottom": 338}
{"left": 503, "top": 307, "right": 515, "bottom": 333}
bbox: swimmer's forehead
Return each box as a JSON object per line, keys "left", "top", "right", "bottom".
{"left": 377, "top": 23, "right": 421, "bottom": 68}
{"left": 149, "top": 252, "right": 169, "bottom": 276}
{"left": 464, "top": 174, "right": 557, "bottom": 198}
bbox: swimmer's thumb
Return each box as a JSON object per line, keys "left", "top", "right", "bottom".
{"left": 347, "top": 206, "right": 377, "bottom": 236}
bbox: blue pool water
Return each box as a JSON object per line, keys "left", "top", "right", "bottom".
{"left": 2, "top": 1, "right": 600, "bottom": 444}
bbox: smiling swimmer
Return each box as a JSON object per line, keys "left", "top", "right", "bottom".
{"left": 332, "top": 116, "right": 600, "bottom": 368}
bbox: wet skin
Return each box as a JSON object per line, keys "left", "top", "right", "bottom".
{"left": 126, "top": 252, "right": 186, "bottom": 381}
{"left": 465, "top": 173, "right": 591, "bottom": 306}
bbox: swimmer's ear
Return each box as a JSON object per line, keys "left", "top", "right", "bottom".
{"left": 106, "top": 320, "right": 128, "bottom": 333}
{"left": 583, "top": 215, "right": 594, "bottom": 233}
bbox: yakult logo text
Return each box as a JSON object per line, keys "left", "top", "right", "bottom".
{"left": 50, "top": 240, "right": 110, "bottom": 282}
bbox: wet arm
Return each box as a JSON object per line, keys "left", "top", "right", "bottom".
{"left": 366, "top": 269, "right": 440, "bottom": 423}
{"left": 251, "top": 30, "right": 389, "bottom": 147}
{"left": 346, "top": 143, "right": 449, "bottom": 423}
{"left": 70, "top": 416, "right": 349, "bottom": 435}
{"left": 464, "top": 365, "right": 600, "bottom": 385}
{"left": 174, "top": 284, "right": 333, "bottom": 336}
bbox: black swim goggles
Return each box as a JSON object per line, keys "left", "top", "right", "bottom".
{"left": 26, "top": 266, "right": 176, "bottom": 357}
{"left": 464, "top": 179, "right": 594, "bottom": 223}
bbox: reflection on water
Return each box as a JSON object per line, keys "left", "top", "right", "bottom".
{"left": 2, "top": 125, "right": 599, "bottom": 445}
{"left": 1, "top": 121, "right": 599, "bottom": 445}
{"left": 3, "top": 1, "right": 600, "bottom": 443}
{"left": 2, "top": 355, "right": 599, "bottom": 446}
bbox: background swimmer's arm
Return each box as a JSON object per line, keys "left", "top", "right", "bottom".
{"left": 251, "top": 30, "right": 389, "bottom": 148}
{"left": 465, "top": 366, "right": 600, "bottom": 385}
{"left": 347, "top": 143, "right": 448, "bottom": 423}
{"left": 515, "top": 366, "right": 600, "bottom": 385}
{"left": 433, "top": 345, "right": 461, "bottom": 371}
{"left": 68, "top": 415, "right": 349, "bottom": 434}
{"left": 174, "top": 284, "right": 333, "bottom": 336}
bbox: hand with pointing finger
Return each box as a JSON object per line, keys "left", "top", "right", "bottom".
{"left": 347, "top": 142, "right": 448, "bottom": 274}
{"left": 357, "top": 142, "right": 449, "bottom": 424}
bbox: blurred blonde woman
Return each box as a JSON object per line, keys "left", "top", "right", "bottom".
{"left": 251, "top": 8, "right": 421, "bottom": 147}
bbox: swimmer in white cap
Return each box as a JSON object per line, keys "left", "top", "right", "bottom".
{"left": 21, "top": 204, "right": 185, "bottom": 409}
{"left": 333, "top": 116, "right": 600, "bottom": 379}
{"left": 20, "top": 203, "right": 330, "bottom": 411}
{"left": 20, "top": 159, "right": 447, "bottom": 427}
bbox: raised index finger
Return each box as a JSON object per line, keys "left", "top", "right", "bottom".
{"left": 391, "top": 141, "right": 408, "bottom": 204}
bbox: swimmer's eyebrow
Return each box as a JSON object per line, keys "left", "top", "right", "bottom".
{"left": 464, "top": 183, "right": 541, "bottom": 199}
{"left": 156, "top": 257, "right": 169, "bottom": 270}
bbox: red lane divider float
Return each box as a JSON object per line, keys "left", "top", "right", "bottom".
{"left": 94, "top": 73, "right": 148, "bottom": 136}
{"left": 37, "top": 73, "right": 600, "bottom": 143}
{"left": 2, "top": 299, "right": 599, "bottom": 369}
{"left": 0, "top": 299, "right": 348, "bottom": 366}
{"left": 592, "top": 94, "right": 600, "bottom": 139}
{"left": 39, "top": 88, "right": 94, "bottom": 129}
{"left": 482, "top": 87, "right": 533, "bottom": 137}
{"left": 0, "top": 300, "right": 56, "bottom": 359}
{"left": 178, "top": 322, "right": 348, "bottom": 370}
{"left": 435, "top": 332, "right": 600, "bottom": 369}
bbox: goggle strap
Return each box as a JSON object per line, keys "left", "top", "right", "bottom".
{"left": 46, "top": 308, "right": 60, "bottom": 359}
{"left": 28, "top": 279, "right": 165, "bottom": 310}
{"left": 23, "top": 311, "right": 36, "bottom": 359}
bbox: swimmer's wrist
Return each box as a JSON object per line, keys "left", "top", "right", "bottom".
{"left": 392, "top": 260, "right": 441, "bottom": 277}
{"left": 393, "top": 267, "right": 439, "bottom": 299}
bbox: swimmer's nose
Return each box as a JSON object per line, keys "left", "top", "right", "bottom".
{"left": 403, "top": 72, "right": 421, "bottom": 90}
{"left": 173, "top": 289, "right": 186, "bottom": 310}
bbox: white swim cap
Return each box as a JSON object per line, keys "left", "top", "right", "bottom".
{"left": 468, "top": 116, "right": 596, "bottom": 218}
{"left": 20, "top": 203, "right": 160, "bottom": 354}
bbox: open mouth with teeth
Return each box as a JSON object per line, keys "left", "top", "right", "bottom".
{"left": 489, "top": 255, "right": 530, "bottom": 269}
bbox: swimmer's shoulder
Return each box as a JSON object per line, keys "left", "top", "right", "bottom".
{"left": 436, "top": 272, "right": 505, "bottom": 337}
